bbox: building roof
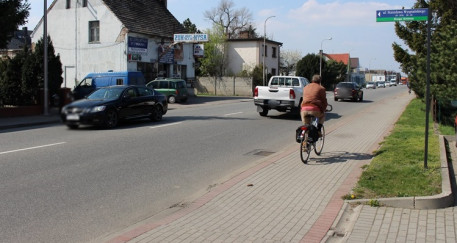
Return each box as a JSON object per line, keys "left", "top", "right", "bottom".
{"left": 324, "top": 53, "right": 350, "bottom": 65}
{"left": 3, "top": 29, "right": 32, "bottom": 50}
{"left": 103, "top": 0, "right": 186, "bottom": 38}
{"left": 227, "top": 38, "right": 283, "bottom": 46}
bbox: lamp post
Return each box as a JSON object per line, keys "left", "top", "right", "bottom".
{"left": 263, "top": 15, "right": 275, "bottom": 86}
{"left": 44, "top": 0, "right": 48, "bottom": 115}
{"left": 319, "top": 37, "right": 332, "bottom": 76}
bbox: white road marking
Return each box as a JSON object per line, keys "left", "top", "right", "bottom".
{"left": 224, "top": 112, "right": 243, "bottom": 116}
{"left": 0, "top": 142, "right": 67, "bottom": 155}
{"left": 150, "top": 122, "right": 183, "bottom": 129}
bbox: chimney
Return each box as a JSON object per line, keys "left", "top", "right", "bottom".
{"left": 22, "top": 27, "right": 29, "bottom": 48}
{"left": 159, "top": 0, "right": 167, "bottom": 8}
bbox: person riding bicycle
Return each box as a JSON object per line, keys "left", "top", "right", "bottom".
{"left": 300, "top": 74, "right": 328, "bottom": 136}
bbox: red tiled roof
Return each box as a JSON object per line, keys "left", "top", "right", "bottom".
{"left": 324, "top": 53, "right": 349, "bottom": 65}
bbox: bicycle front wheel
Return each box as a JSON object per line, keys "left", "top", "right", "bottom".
{"left": 300, "top": 132, "right": 311, "bottom": 164}
{"left": 314, "top": 125, "right": 325, "bottom": 155}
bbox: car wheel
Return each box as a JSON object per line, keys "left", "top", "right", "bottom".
{"left": 67, "top": 124, "right": 78, "bottom": 129}
{"left": 334, "top": 97, "right": 338, "bottom": 101}
{"left": 359, "top": 94, "right": 363, "bottom": 101}
{"left": 104, "top": 109, "right": 118, "bottom": 129}
{"left": 150, "top": 105, "right": 163, "bottom": 121}
{"left": 168, "top": 95, "right": 176, "bottom": 104}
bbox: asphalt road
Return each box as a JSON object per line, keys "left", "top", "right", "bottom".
{"left": 0, "top": 85, "right": 408, "bottom": 243}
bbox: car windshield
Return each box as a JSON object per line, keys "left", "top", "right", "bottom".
{"left": 87, "top": 87, "right": 124, "bottom": 100}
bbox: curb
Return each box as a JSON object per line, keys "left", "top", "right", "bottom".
{"left": 347, "top": 135, "right": 454, "bottom": 209}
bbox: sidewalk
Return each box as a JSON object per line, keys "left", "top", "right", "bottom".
{"left": 0, "top": 107, "right": 61, "bottom": 131}
{"left": 99, "top": 91, "right": 454, "bottom": 243}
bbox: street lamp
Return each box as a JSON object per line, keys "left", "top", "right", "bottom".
{"left": 263, "top": 15, "right": 275, "bottom": 86}
{"left": 319, "top": 37, "right": 332, "bottom": 76}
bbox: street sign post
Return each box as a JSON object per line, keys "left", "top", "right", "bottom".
{"left": 376, "top": 8, "right": 428, "bottom": 22}
{"left": 376, "top": 8, "right": 431, "bottom": 169}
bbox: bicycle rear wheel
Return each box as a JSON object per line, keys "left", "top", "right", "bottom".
{"left": 300, "top": 132, "right": 311, "bottom": 164}
{"left": 314, "top": 125, "right": 325, "bottom": 155}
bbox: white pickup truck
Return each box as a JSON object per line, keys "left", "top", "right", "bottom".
{"left": 253, "top": 76, "right": 309, "bottom": 116}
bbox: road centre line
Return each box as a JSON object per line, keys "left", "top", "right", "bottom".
{"left": 224, "top": 112, "right": 243, "bottom": 116}
{"left": 0, "top": 142, "right": 67, "bottom": 155}
{"left": 150, "top": 122, "right": 183, "bottom": 129}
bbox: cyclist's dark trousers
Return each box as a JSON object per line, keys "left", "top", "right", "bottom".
{"left": 301, "top": 110, "right": 325, "bottom": 125}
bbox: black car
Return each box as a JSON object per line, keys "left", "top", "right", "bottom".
{"left": 61, "top": 85, "right": 167, "bottom": 129}
{"left": 334, "top": 82, "right": 364, "bottom": 102}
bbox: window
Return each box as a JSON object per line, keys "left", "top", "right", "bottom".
{"left": 264, "top": 45, "right": 268, "bottom": 57}
{"left": 89, "top": 21, "right": 100, "bottom": 43}
{"left": 66, "top": 0, "right": 70, "bottom": 9}
{"left": 272, "top": 68, "right": 277, "bottom": 76}
{"left": 116, "top": 79, "right": 123, "bottom": 85}
{"left": 137, "top": 87, "right": 154, "bottom": 96}
{"left": 82, "top": 0, "right": 87, "bottom": 7}
{"left": 124, "top": 88, "right": 137, "bottom": 98}
{"left": 272, "top": 47, "right": 277, "bottom": 58}
{"left": 159, "top": 81, "right": 169, "bottom": 89}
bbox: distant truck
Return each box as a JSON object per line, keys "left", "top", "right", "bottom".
{"left": 73, "top": 71, "right": 145, "bottom": 100}
{"left": 253, "top": 76, "right": 309, "bottom": 116}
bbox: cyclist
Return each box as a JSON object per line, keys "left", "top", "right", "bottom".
{"left": 300, "top": 74, "right": 328, "bottom": 136}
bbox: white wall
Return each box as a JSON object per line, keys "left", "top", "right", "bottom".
{"left": 31, "top": 0, "right": 126, "bottom": 88}
{"left": 31, "top": 0, "right": 195, "bottom": 88}
{"left": 226, "top": 40, "right": 280, "bottom": 76}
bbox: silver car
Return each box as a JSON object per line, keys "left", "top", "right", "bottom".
{"left": 366, "top": 82, "right": 376, "bottom": 89}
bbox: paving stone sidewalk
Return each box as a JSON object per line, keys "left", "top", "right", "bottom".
{"left": 104, "top": 92, "right": 415, "bottom": 243}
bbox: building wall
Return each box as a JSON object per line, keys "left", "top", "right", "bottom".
{"left": 31, "top": 0, "right": 195, "bottom": 88}
{"left": 226, "top": 40, "right": 280, "bottom": 77}
{"left": 31, "top": 0, "right": 126, "bottom": 88}
{"left": 227, "top": 42, "right": 259, "bottom": 75}
{"left": 195, "top": 76, "right": 253, "bottom": 96}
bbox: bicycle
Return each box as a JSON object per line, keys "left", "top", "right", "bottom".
{"left": 296, "top": 105, "right": 332, "bottom": 164}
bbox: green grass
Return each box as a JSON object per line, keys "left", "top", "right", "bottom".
{"left": 352, "top": 99, "right": 443, "bottom": 199}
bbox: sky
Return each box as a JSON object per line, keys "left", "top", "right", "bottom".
{"left": 23, "top": 0, "right": 418, "bottom": 74}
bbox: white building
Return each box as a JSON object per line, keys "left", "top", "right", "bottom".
{"left": 31, "top": 0, "right": 196, "bottom": 88}
{"left": 226, "top": 38, "right": 282, "bottom": 77}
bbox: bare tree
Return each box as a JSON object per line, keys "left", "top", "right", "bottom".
{"left": 204, "top": 0, "right": 253, "bottom": 39}
{"left": 280, "top": 50, "right": 302, "bottom": 75}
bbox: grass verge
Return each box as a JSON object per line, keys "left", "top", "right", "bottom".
{"left": 351, "top": 98, "right": 442, "bottom": 199}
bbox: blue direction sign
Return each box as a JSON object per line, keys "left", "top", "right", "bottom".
{"left": 376, "top": 8, "right": 428, "bottom": 22}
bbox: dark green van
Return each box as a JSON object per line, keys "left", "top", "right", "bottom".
{"left": 146, "top": 78, "right": 188, "bottom": 103}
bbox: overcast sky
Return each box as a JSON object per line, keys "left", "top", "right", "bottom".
{"left": 23, "top": 0, "right": 418, "bottom": 74}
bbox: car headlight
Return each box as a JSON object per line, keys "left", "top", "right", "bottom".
{"left": 91, "top": 106, "right": 106, "bottom": 112}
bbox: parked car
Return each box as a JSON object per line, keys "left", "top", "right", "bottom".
{"left": 389, "top": 80, "right": 397, "bottom": 86}
{"left": 146, "top": 78, "right": 188, "bottom": 103}
{"left": 334, "top": 82, "right": 363, "bottom": 102}
{"left": 377, "top": 81, "right": 386, "bottom": 88}
{"left": 61, "top": 85, "right": 167, "bottom": 129}
{"left": 366, "top": 82, "right": 376, "bottom": 89}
